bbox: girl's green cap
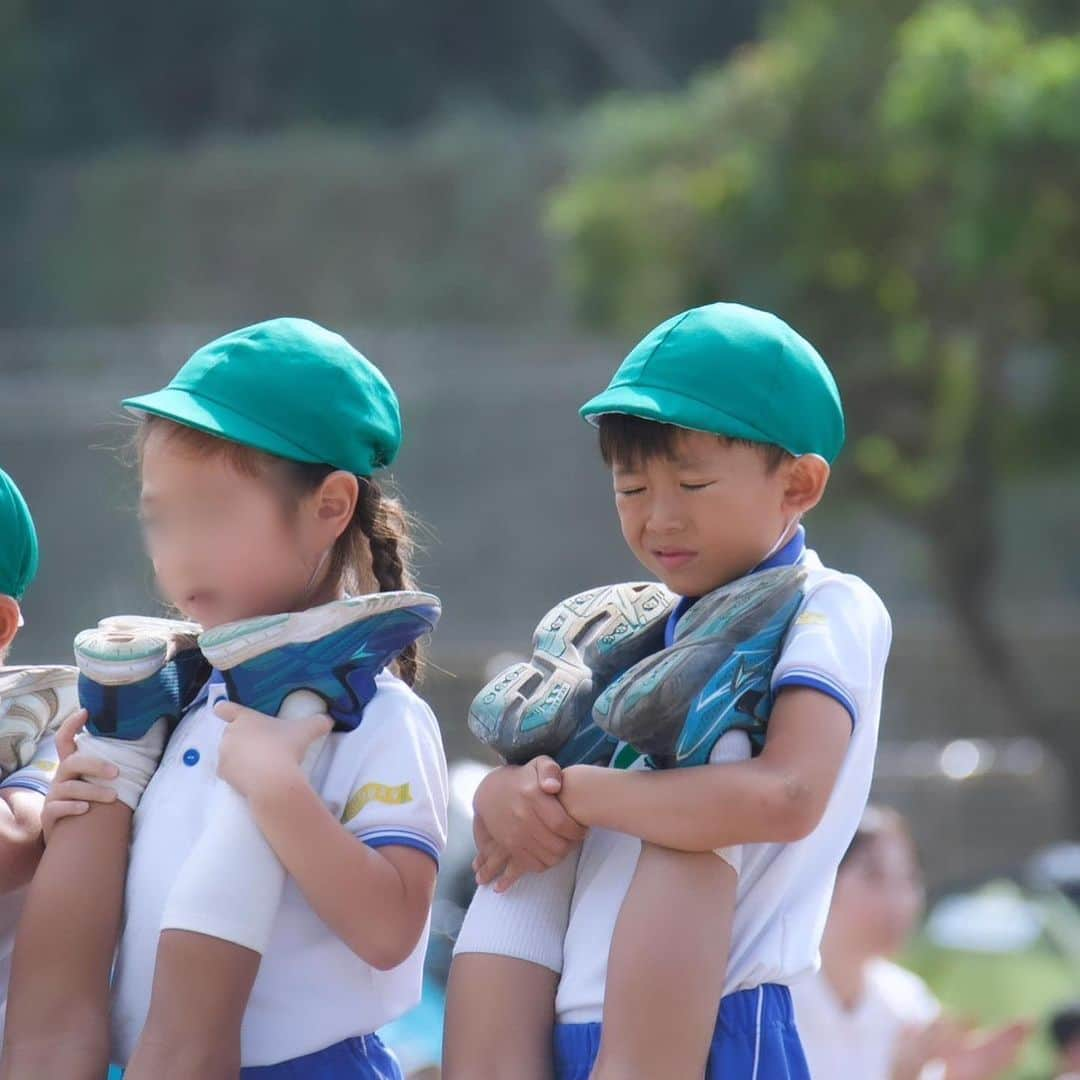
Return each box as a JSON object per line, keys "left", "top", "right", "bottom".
{"left": 123, "top": 318, "right": 402, "bottom": 475}
{"left": 580, "top": 302, "right": 845, "bottom": 463}
{"left": 0, "top": 467, "right": 39, "bottom": 600}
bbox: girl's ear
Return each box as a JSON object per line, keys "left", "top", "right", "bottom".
{"left": 0, "top": 595, "right": 21, "bottom": 656}
{"left": 782, "top": 454, "right": 830, "bottom": 517}
{"left": 314, "top": 470, "right": 360, "bottom": 543}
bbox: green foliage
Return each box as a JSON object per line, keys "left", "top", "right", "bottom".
{"left": 550, "top": 0, "right": 1080, "bottom": 506}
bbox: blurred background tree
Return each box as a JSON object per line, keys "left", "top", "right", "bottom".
{"left": 549, "top": 0, "right": 1080, "bottom": 818}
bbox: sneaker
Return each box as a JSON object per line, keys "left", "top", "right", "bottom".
{"left": 198, "top": 592, "right": 441, "bottom": 729}
{"left": 74, "top": 617, "right": 209, "bottom": 740}
{"left": 593, "top": 566, "right": 807, "bottom": 768}
{"left": 468, "top": 582, "right": 676, "bottom": 766}
{"left": 0, "top": 665, "right": 79, "bottom": 775}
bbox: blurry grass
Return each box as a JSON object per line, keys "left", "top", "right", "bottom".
{"left": 905, "top": 936, "right": 1076, "bottom": 1080}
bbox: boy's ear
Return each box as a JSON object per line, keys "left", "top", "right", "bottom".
{"left": 0, "top": 595, "right": 21, "bottom": 656}
{"left": 782, "top": 454, "right": 830, "bottom": 516}
{"left": 315, "top": 470, "right": 360, "bottom": 542}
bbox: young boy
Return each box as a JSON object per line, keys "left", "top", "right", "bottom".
{"left": 445, "top": 303, "right": 892, "bottom": 1078}
{"left": 0, "top": 467, "right": 74, "bottom": 1045}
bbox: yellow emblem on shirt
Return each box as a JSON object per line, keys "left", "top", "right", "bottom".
{"left": 342, "top": 782, "right": 412, "bottom": 823}
{"left": 29, "top": 758, "right": 57, "bottom": 774}
{"left": 795, "top": 611, "right": 828, "bottom": 626}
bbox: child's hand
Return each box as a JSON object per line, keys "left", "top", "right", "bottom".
{"left": 471, "top": 758, "right": 585, "bottom": 890}
{"left": 942, "top": 1020, "right": 1031, "bottom": 1080}
{"left": 214, "top": 700, "right": 332, "bottom": 800}
{"left": 41, "top": 708, "right": 120, "bottom": 843}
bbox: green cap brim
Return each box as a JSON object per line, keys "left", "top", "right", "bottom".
{"left": 580, "top": 384, "right": 784, "bottom": 450}
{"left": 123, "top": 387, "right": 325, "bottom": 466}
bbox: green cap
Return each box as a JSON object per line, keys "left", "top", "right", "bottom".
{"left": 0, "top": 467, "right": 39, "bottom": 600}
{"left": 123, "top": 318, "right": 402, "bottom": 475}
{"left": 580, "top": 303, "right": 845, "bottom": 463}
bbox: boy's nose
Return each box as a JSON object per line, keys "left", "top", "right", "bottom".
{"left": 645, "top": 498, "right": 686, "bottom": 534}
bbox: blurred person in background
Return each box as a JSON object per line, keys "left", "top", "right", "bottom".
{"left": 1050, "top": 1003, "right": 1080, "bottom": 1080}
{"left": 791, "top": 805, "right": 1031, "bottom": 1079}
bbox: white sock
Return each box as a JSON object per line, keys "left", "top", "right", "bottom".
{"left": 453, "top": 846, "right": 579, "bottom": 974}
{"left": 77, "top": 719, "right": 168, "bottom": 811}
{"left": 160, "top": 689, "right": 328, "bottom": 954}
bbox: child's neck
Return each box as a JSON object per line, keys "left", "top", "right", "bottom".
{"left": 819, "top": 934, "right": 872, "bottom": 1011}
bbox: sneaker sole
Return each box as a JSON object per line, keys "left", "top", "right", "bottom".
{"left": 468, "top": 581, "right": 675, "bottom": 765}
{"left": 74, "top": 624, "right": 200, "bottom": 686}
{"left": 199, "top": 593, "right": 441, "bottom": 726}
{"left": 593, "top": 566, "right": 807, "bottom": 765}
{"left": 199, "top": 591, "right": 441, "bottom": 669}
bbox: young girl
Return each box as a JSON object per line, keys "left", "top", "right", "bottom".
{"left": 2, "top": 319, "right": 449, "bottom": 1079}
{"left": 791, "top": 805, "right": 1029, "bottom": 1080}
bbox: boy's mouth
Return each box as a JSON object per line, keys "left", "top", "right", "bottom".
{"left": 653, "top": 549, "right": 696, "bottom": 570}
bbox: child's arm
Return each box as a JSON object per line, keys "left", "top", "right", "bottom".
{"left": 0, "top": 788, "right": 45, "bottom": 893}
{"left": 473, "top": 687, "right": 849, "bottom": 891}
{"left": 216, "top": 700, "right": 438, "bottom": 969}
{"left": 562, "top": 687, "right": 850, "bottom": 849}
{"left": 1, "top": 712, "right": 129, "bottom": 1080}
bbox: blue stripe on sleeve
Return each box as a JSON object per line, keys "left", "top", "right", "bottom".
{"left": 362, "top": 832, "right": 441, "bottom": 866}
{"left": 0, "top": 777, "right": 51, "bottom": 797}
{"left": 774, "top": 673, "right": 857, "bottom": 728}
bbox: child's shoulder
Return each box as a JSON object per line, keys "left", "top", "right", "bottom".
{"left": 866, "top": 959, "right": 939, "bottom": 1023}
{"left": 334, "top": 670, "right": 444, "bottom": 758}
{"left": 798, "top": 550, "right": 892, "bottom": 638}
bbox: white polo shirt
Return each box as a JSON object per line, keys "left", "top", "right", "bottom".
{"left": 110, "top": 671, "right": 448, "bottom": 1067}
{"left": 456, "top": 536, "right": 892, "bottom": 1025}
{"left": 791, "top": 960, "right": 941, "bottom": 1080}
{"left": 0, "top": 736, "right": 59, "bottom": 1046}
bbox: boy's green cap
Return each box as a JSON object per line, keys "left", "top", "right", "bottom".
{"left": 123, "top": 318, "right": 402, "bottom": 475}
{"left": 0, "top": 467, "right": 39, "bottom": 600}
{"left": 580, "top": 303, "right": 845, "bottom": 463}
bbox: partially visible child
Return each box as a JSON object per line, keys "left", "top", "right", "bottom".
{"left": 791, "top": 804, "right": 1030, "bottom": 1080}
{"left": 1051, "top": 1002, "right": 1080, "bottom": 1080}
{"left": 0, "top": 467, "right": 77, "bottom": 1045}
{"left": 446, "top": 302, "right": 892, "bottom": 1080}
{"left": 2, "top": 320, "right": 448, "bottom": 1079}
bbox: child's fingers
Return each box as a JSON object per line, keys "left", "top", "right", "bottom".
{"left": 214, "top": 700, "right": 249, "bottom": 724}
{"left": 494, "top": 860, "right": 528, "bottom": 893}
{"left": 293, "top": 712, "right": 332, "bottom": 750}
{"left": 41, "top": 799, "right": 90, "bottom": 843}
{"left": 50, "top": 778, "right": 118, "bottom": 805}
{"left": 56, "top": 707, "right": 88, "bottom": 759}
{"left": 531, "top": 756, "right": 562, "bottom": 794}
{"left": 533, "top": 795, "right": 586, "bottom": 844}
{"left": 60, "top": 751, "right": 119, "bottom": 782}
{"left": 474, "top": 852, "right": 510, "bottom": 886}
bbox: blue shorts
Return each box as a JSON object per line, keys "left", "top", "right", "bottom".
{"left": 110, "top": 1033, "right": 401, "bottom": 1079}
{"left": 553, "top": 984, "right": 810, "bottom": 1080}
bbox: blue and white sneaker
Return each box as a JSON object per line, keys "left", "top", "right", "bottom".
{"left": 593, "top": 566, "right": 807, "bottom": 768}
{"left": 0, "top": 665, "right": 79, "bottom": 775}
{"left": 74, "top": 616, "right": 209, "bottom": 739}
{"left": 468, "top": 582, "right": 676, "bottom": 766}
{"left": 198, "top": 592, "right": 441, "bottom": 729}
